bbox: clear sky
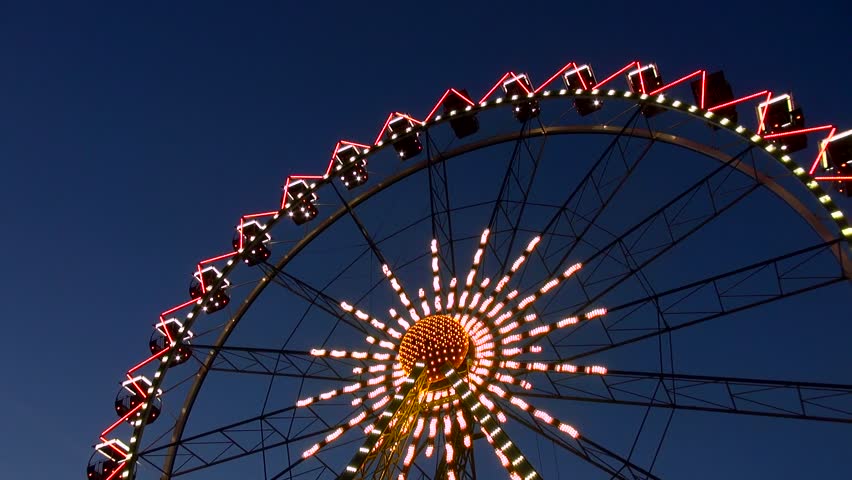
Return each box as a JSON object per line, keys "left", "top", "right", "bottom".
{"left": 1, "top": 1, "right": 851, "bottom": 478}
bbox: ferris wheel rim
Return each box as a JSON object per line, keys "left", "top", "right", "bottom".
{"left": 107, "top": 86, "right": 852, "bottom": 479}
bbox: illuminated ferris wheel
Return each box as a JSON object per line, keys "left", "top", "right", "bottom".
{"left": 88, "top": 60, "right": 852, "bottom": 480}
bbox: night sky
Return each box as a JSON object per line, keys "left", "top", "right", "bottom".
{"left": 2, "top": 1, "right": 851, "bottom": 478}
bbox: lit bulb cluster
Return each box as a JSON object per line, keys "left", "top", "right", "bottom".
{"left": 295, "top": 228, "right": 610, "bottom": 475}
{"left": 398, "top": 314, "right": 470, "bottom": 382}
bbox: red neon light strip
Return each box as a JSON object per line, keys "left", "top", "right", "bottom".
{"left": 814, "top": 176, "right": 852, "bottom": 180}
{"left": 159, "top": 316, "right": 174, "bottom": 344}
{"left": 534, "top": 62, "right": 576, "bottom": 93}
{"left": 323, "top": 158, "right": 335, "bottom": 177}
{"left": 398, "top": 113, "right": 425, "bottom": 125}
{"left": 425, "top": 89, "right": 452, "bottom": 122}
{"left": 281, "top": 175, "right": 324, "bottom": 208}
{"left": 130, "top": 378, "right": 148, "bottom": 397}
{"left": 237, "top": 213, "right": 277, "bottom": 249}
{"left": 243, "top": 211, "right": 278, "bottom": 220}
{"left": 423, "top": 89, "right": 476, "bottom": 122}
{"left": 196, "top": 265, "right": 206, "bottom": 294}
{"left": 104, "top": 465, "right": 126, "bottom": 480}
{"left": 576, "top": 69, "right": 589, "bottom": 90}
{"left": 637, "top": 67, "right": 647, "bottom": 94}
{"left": 699, "top": 70, "right": 706, "bottom": 109}
{"left": 811, "top": 127, "right": 837, "bottom": 175}
{"left": 450, "top": 89, "right": 475, "bottom": 106}
{"left": 198, "top": 251, "right": 238, "bottom": 266}
{"left": 648, "top": 69, "right": 703, "bottom": 96}
{"left": 160, "top": 298, "right": 197, "bottom": 317}
{"left": 100, "top": 402, "right": 144, "bottom": 438}
{"left": 340, "top": 140, "right": 372, "bottom": 149}
{"left": 707, "top": 90, "right": 770, "bottom": 112}
{"left": 373, "top": 113, "right": 396, "bottom": 145}
{"left": 108, "top": 443, "right": 127, "bottom": 457}
{"left": 478, "top": 72, "right": 514, "bottom": 104}
{"left": 756, "top": 92, "right": 774, "bottom": 134}
{"left": 372, "top": 112, "right": 425, "bottom": 145}
{"left": 325, "top": 140, "right": 375, "bottom": 175}
{"left": 762, "top": 124, "right": 835, "bottom": 139}
{"left": 237, "top": 219, "right": 247, "bottom": 250}
{"left": 595, "top": 61, "right": 639, "bottom": 89}
{"left": 280, "top": 178, "right": 294, "bottom": 209}
{"left": 127, "top": 348, "right": 169, "bottom": 374}
{"left": 506, "top": 72, "right": 533, "bottom": 94}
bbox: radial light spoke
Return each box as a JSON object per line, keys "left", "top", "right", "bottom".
{"left": 444, "top": 366, "right": 542, "bottom": 480}
{"left": 340, "top": 364, "right": 428, "bottom": 479}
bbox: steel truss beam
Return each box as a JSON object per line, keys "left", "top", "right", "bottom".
{"left": 138, "top": 403, "right": 342, "bottom": 477}
{"left": 517, "top": 370, "right": 852, "bottom": 423}
{"left": 189, "top": 344, "right": 363, "bottom": 381}
{"left": 532, "top": 142, "right": 761, "bottom": 323}
{"left": 485, "top": 120, "right": 548, "bottom": 276}
{"left": 503, "top": 407, "right": 662, "bottom": 480}
{"left": 556, "top": 239, "right": 850, "bottom": 359}
{"left": 425, "top": 131, "right": 459, "bottom": 277}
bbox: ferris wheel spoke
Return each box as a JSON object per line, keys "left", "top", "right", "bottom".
{"left": 531, "top": 139, "right": 759, "bottom": 320}
{"left": 553, "top": 238, "right": 849, "bottom": 360}
{"left": 495, "top": 380, "right": 658, "bottom": 479}
{"left": 425, "top": 131, "right": 459, "bottom": 279}
{"left": 189, "top": 344, "right": 365, "bottom": 381}
{"left": 575, "top": 435, "right": 663, "bottom": 480}
{"left": 331, "top": 182, "right": 424, "bottom": 320}
{"left": 263, "top": 263, "right": 411, "bottom": 346}
{"left": 260, "top": 263, "right": 372, "bottom": 337}
{"left": 139, "top": 403, "right": 344, "bottom": 477}
{"left": 487, "top": 114, "right": 659, "bottom": 379}
{"left": 514, "top": 370, "right": 852, "bottom": 423}
{"left": 484, "top": 122, "right": 547, "bottom": 283}
{"left": 518, "top": 144, "right": 761, "bottom": 356}
{"left": 500, "top": 405, "right": 653, "bottom": 480}
{"left": 269, "top": 439, "right": 363, "bottom": 480}
{"left": 531, "top": 109, "right": 651, "bottom": 279}
{"left": 483, "top": 109, "right": 647, "bottom": 299}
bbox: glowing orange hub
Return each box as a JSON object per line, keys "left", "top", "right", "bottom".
{"left": 398, "top": 314, "right": 470, "bottom": 383}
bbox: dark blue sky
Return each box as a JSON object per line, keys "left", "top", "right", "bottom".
{"left": 1, "top": 1, "right": 851, "bottom": 478}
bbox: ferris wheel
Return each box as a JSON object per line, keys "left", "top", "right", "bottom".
{"left": 88, "top": 59, "right": 852, "bottom": 480}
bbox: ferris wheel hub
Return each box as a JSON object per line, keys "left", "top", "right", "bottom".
{"left": 397, "top": 314, "right": 470, "bottom": 383}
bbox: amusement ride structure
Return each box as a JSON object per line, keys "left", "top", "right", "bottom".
{"left": 88, "top": 59, "right": 852, "bottom": 479}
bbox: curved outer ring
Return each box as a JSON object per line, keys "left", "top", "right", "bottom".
{"left": 125, "top": 89, "right": 852, "bottom": 479}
